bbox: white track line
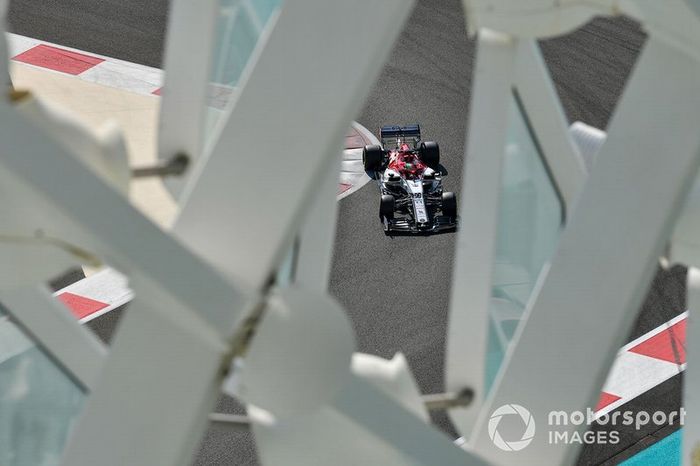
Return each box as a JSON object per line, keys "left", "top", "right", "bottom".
{"left": 7, "top": 32, "right": 163, "bottom": 95}
{"left": 596, "top": 311, "right": 687, "bottom": 418}
{"left": 54, "top": 268, "right": 134, "bottom": 324}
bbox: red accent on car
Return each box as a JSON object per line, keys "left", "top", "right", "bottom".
{"left": 387, "top": 145, "right": 427, "bottom": 179}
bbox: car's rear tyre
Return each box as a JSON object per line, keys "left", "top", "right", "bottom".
{"left": 363, "top": 145, "right": 384, "bottom": 171}
{"left": 380, "top": 194, "right": 395, "bottom": 220}
{"left": 442, "top": 192, "right": 457, "bottom": 218}
{"left": 420, "top": 141, "right": 440, "bottom": 168}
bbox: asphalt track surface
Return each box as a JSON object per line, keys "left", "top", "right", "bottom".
{"left": 8, "top": 1, "right": 686, "bottom": 464}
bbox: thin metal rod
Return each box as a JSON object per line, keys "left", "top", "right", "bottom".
{"left": 131, "top": 153, "right": 189, "bottom": 178}
{"left": 208, "top": 413, "right": 251, "bottom": 430}
{"left": 422, "top": 388, "right": 474, "bottom": 411}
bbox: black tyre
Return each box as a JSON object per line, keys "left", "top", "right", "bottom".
{"left": 363, "top": 145, "right": 384, "bottom": 171}
{"left": 420, "top": 141, "right": 440, "bottom": 168}
{"left": 380, "top": 194, "right": 395, "bottom": 219}
{"left": 442, "top": 192, "right": 457, "bottom": 217}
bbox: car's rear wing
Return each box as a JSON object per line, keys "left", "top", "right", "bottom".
{"left": 380, "top": 124, "right": 421, "bottom": 148}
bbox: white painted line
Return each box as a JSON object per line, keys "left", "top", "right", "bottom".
{"left": 54, "top": 267, "right": 134, "bottom": 324}
{"left": 79, "top": 60, "right": 163, "bottom": 95}
{"left": 598, "top": 354, "right": 684, "bottom": 418}
{"left": 619, "top": 311, "right": 688, "bottom": 354}
{"left": 6, "top": 32, "right": 37, "bottom": 56}
{"left": 6, "top": 32, "right": 163, "bottom": 95}
{"left": 7, "top": 32, "right": 374, "bottom": 201}
{"left": 338, "top": 122, "right": 376, "bottom": 200}
{"left": 596, "top": 311, "right": 687, "bottom": 418}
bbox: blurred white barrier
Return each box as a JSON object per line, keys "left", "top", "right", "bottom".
{"left": 0, "top": 1, "right": 699, "bottom": 465}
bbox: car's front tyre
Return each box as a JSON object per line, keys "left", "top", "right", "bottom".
{"left": 420, "top": 141, "right": 440, "bottom": 168}
{"left": 363, "top": 145, "right": 384, "bottom": 171}
{"left": 442, "top": 191, "right": 457, "bottom": 218}
{"left": 380, "top": 194, "right": 395, "bottom": 220}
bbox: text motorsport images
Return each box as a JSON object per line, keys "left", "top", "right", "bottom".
{"left": 487, "top": 403, "right": 686, "bottom": 452}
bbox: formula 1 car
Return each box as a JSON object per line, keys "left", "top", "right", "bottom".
{"left": 363, "top": 124, "right": 457, "bottom": 234}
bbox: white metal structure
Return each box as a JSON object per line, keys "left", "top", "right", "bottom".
{"left": 1, "top": 0, "right": 700, "bottom": 465}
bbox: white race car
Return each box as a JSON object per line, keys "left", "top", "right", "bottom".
{"left": 363, "top": 124, "right": 458, "bottom": 234}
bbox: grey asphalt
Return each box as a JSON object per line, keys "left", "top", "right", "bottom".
{"left": 7, "top": 0, "right": 686, "bottom": 464}
{"left": 8, "top": 0, "right": 169, "bottom": 68}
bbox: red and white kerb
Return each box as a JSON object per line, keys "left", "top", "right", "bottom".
{"left": 54, "top": 268, "right": 133, "bottom": 324}
{"left": 595, "top": 311, "right": 687, "bottom": 418}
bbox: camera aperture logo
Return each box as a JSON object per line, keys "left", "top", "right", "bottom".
{"left": 487, "top": 404, "right": 685, "bottom": 452}
{"left": 488, "top": 404, "right": 536, "bottom": 451}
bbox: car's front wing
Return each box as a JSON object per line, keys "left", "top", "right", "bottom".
{"left": 383, "top": 214, "right": 457, "bottom": 235}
